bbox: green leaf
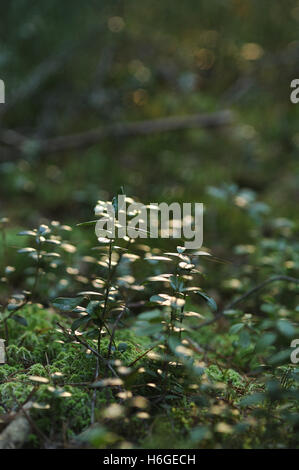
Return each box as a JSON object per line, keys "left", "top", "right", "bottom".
{"left": 134, "top": 321, "right": 163, "bottom": 336}
{"left": 268, "top": 349, "right": 292, "bottom": 366}
{"left": 17, "top": 230, "right": 36, "bottom": 237}
{"left": 239, "top": 392, "right": 265, "bottom": 406}
{"left": 44, "top": 239, "right": 61, "bottom": 245}
{"left": 239, "top": 329, "right": 251, "bottom": 348}
{"left": 255, "top": 333, "right": 277, "bottom": 352}
{"left": 85, "top": 328, "right": 100, "bottom": 339}
{"left": 77, "top": 291, "right": 103, "bottom": 297}
{"left": 149, "top": 294, "right": 170, "bottom": 304}
{"left": 138, "top": 309, "right": 163, "bottom": 322}
{"left": 190, "top": 426, "right": 211, "bottom": 442}
{"left": 43, "top": 252, "right": 60, "bottom": 258}
{"left": 118, "top": 342, "right": 128, "bottom": 352}
{"left": 195, "top": 291, "right": 217, "bottom": 312}
{"left": 71, "top": 315, "right": 90, "bottom": 331}
{"left": 86, "top": 301, "right": 101, "bottom": 316}
{"left": 52, "top": 297, "right": 83, "bottom": 312}
{"left": 12, "top": 314, "right": 28, "bottom": 326}
{"left": 38, "top": 224, "right": 50, "bottom": 234}
{"left": 168, "top": 335, "right": 180, "bottom": 350}
{"left": 229, "top": 323, "right": 244, "bottom": 335}
{"left": 276, "top": 319, "right": 295, "bottom": 338}
{"left": 223, "top": 309, "right": 242, "bottom": 316}
{"left": 7, "top": 303, "right": 20, "bottom": 311}
{"left": 18, "top": 247, "right": 36, "bottom": 254}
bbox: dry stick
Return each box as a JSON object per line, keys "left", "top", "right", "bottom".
{"left": 0, "top": 110, "right": 233, "bottom": 156}
{"left": 193, "top": 275, "right": 299, "bottom": 331}
{"left": 128, "top": 343, "right": 159, "bottom": 368}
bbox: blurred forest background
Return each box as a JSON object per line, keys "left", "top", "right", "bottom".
{"left": 0, "top": 0, "right": 298, "bottom": 284}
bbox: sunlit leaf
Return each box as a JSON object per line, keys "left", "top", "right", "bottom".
{"left": 18, "top": 247, "right": 36, "bottom": 254}
{"left": 17, "top": 230, "right": 36, "bottom": 237}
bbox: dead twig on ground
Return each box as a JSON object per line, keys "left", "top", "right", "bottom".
{"left": 0, "top": 110, "right": 233, "bottom": 157}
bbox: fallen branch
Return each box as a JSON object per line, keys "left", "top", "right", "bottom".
{"left": 0, "top": 110, "right": 233, "bottom": 156}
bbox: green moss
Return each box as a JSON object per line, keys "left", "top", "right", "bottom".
{"left": 206, "top": 365, "right": 244, "bottom": 387}
{"left": 0, "top": 304, "right": 155, "bottom": 446}
{"left": 0, "top": 364, "right": 20, "bottom": 380}
{"left": 6, "top": 345, "right": 34, "bottom": 366}
{"left": 4, "top": 302, "right": 295, "bottom": 449}
{"left": 1, "top": 380, "right": 32, "bottom": 411}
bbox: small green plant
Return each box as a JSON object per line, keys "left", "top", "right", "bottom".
{"left": 0, "top": 193, "right": 298, "bottom": 449}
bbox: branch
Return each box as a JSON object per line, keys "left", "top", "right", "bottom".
{"left": 224, "top": 275, "right": 299, "bottom": 311}
{"left": 0, "top": 110, "right": 233, "bottom": 157}
{"left": 128, "top": 343, "right": 159, "bottom": 367}
{"left": 107, "top": 307, "right": 126, "bottom": 361}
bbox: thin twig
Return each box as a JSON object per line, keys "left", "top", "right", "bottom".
{"left": 107, "top": 307, "right": 126, "bottom": 361}
{"left": 225, "top": 275, "right": 299, "bottom": 311}
{"left": 193, "top": 275, "right": 299, "bottom": 330}
{"left": 128, "top": 343, "right": 159, "bottom": 367}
